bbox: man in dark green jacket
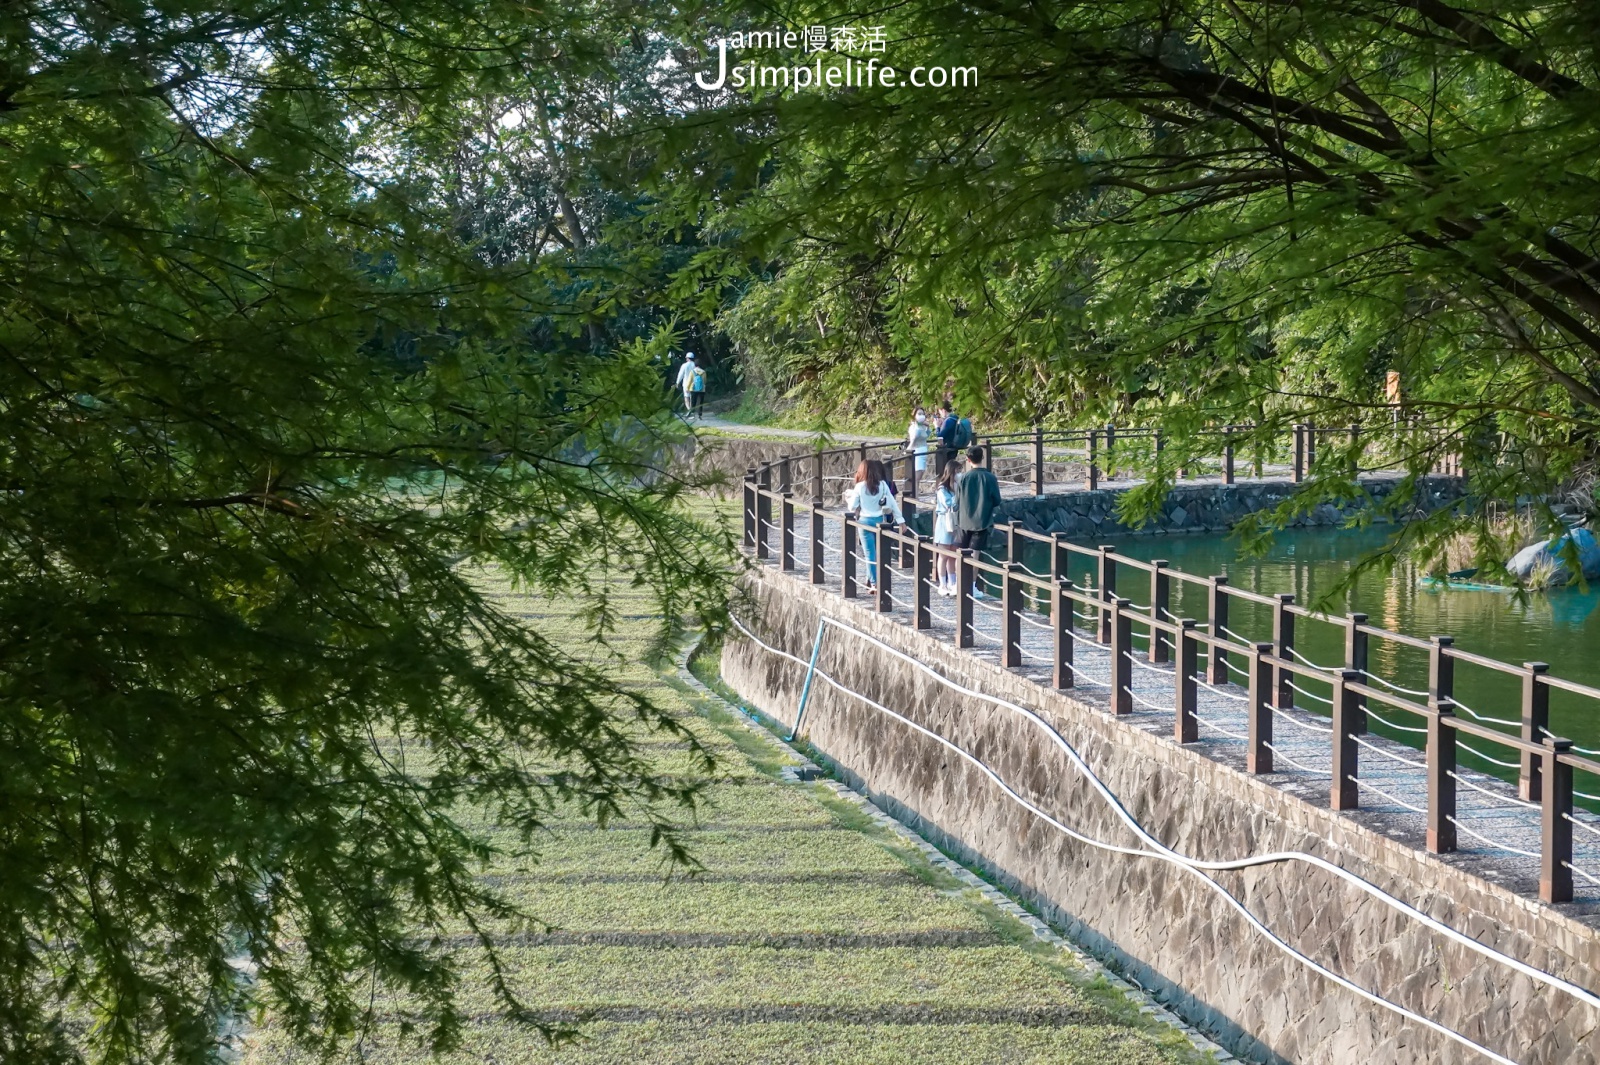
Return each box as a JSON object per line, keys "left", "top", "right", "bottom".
{"left": 955, "top": 445, "right": 1002, "bottom": 552}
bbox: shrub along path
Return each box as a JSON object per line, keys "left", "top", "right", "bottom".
{"left": 243, "top": 575, "right": 1213, "bottom": 1065}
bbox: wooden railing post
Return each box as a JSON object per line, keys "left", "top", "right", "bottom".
{"left": 1429, "top": 635, "right": 1455, "bottom": 708}
{"left": 778, "top": 454, "right": 792, "bottom": 494}
{"left": 996, "top": 520, "right": 1014, "bottom": 564}
{"left": 1003, "top": 562, "right": 1024, "bottom": 667}
{"left": 1345, "top": 613, "right": 1369, "bottom": 734}
{"left": 811, "top": 450, "right": 823, "bottom": 506}
{"left": 1521, "top": 661, "right": 1551, "bottom": 801}
{"left": 1292, "top": 424, "right": 1306, "bottom": 483}
{"left": 1273, "top": 594, "right": 1295, "bottom": 709}
{"left": 899, "top": 500, "right": 917, "bottom": 570}
{"left": 1425, "top": 634, "right": 1458, "bottom": 853}
{"left": 956, "top": 550, "right": 976, "bottom": 648}
{"left": 1306, "top": 422, "right": 1317, "bottom": 472}
{"left": 1033, "top": 425, "right": 1046, "bottom": 497}
{"left": 1054, "top": 579, "right": 1075, "bottom": 691}
{"left": 1331, "top": 669, "right": 1361, "bottom": 810}
{"left": 810, "top": 507, "right": 826, "bottom": 585}
{"left": 755, "top": 464, "right": 772, "bottom": 560}
{"left": 1150, "top": 561, "right": 1171, "bottom": 663}
{"left": 1349, "top": 423, "right": 1362, "bottom": 475}
{"left": 1051, "top": 533, "right": 1071, "bottom": 585}
{"left": 1086, "top": 430, "right": 1099, "bottom": 491}
{"left": 841, "top": 516, "right": 857, "bottom": 598}
{"left": 1175, "top": 620, "right": 1198, "bottom": 743}
{"left": 876, "top": 529, "right": 894, "bottom": 613}
{"left": 780, "top": 493, "right": 796, "bottom": 571}
{"left": 1248, "top": 642, "right": 1273, "bottom": 773}
{"left": 1207, "top": 576, "right": 1230, "bottom": 684}
{"left": 1427, "top": 698, "right": 1458, "bottom": 854}
{"left": 1222, "top": 427, "right": 1235, "bottom": 485}
{"left": 1104, "top": 422, "right": 1117, "bottom": 479}
{"left": 1097, "top": 545, "right": 1117, "bottom": 644}
{"left": 743, "top": 467, "right": 757, "bottom": 549}
{"left": 914, "top": 536, "right": 933, "bottom": 630}
{"left": 1541, "top": 737, "right": 1575, "bottom": 903}
{"left": 1110, "top": 597, "right": 1133, "bottom": 714}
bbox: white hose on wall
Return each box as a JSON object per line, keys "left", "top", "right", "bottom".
{"left": 728, "top": 611, "right": 1600, "bottom": 1065}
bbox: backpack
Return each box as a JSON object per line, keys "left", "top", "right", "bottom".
{"left": 952, "top": 417, "right": 973, "bottom": 449}
{"left": 690, "top": 367, "right": 706, "bottom": 392}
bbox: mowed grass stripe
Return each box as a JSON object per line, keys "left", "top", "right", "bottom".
{"left": 369, "top": 944, "right": 1143, "bottom": 1010}
{"left": 243, "top": 575, "right": 1208, "bottom": 1064}
{"left": 249, "top": 1021, "right": 1191, "bottom": 1065}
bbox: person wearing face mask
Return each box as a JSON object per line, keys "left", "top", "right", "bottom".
{"left": 905, "top": 406, "right": 930, "bottom": 476}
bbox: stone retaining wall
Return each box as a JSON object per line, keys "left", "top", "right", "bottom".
{"left": 722, "top": 571, "right": 1600, "bottom": 1065}
{"left": 999, "top": 475, "right": 1466, "bottom": 539}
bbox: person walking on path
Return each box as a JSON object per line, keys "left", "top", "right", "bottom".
{"left": 956, "top": 445, "right": 1002, "bottom": 597}
{"left": 906, "top": 406, "right": 931, "bottom": 477}
{"left": 688, "top": 359, "right": 708, "bottom": 418}
{"left": 675, "top": 352, "right": 699, "bottom": 415}
{"left": 932, "top": 458, "right": 961, "bottom": 596}
{"left": 845, "top": 458, "right": 905, "bottom": 593}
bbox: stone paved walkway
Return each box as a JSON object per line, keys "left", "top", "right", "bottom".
{"left": 755, "top": 512, "right": 1600, "bottom": 915}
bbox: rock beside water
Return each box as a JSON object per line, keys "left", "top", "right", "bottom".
{"left": 1506, "top": 528, "right": 1600, "bottom": 585}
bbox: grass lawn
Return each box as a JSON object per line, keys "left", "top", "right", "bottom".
{"left": 243, "top": 575, "right": 1214, "bottom": 1065}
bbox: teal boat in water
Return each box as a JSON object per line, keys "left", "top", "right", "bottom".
{"left": 1419, "top": 567, "right": 1514, "bottom": 593}
{"left": 1419, "top": 575, "right": 1515, "bottom": 592}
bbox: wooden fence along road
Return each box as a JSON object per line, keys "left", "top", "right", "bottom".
{"left": 741, "top": 435, "right": 1600, "bottom": 910}
{"left": 745, "top": 421, "right": 1463, "bottom": 501}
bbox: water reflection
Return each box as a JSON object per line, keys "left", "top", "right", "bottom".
{"left": 1009, "top": 525, "right": 1600, "bottom": 754}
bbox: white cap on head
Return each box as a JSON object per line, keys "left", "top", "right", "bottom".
{"left": 685, "top": 351, "right": 696, "bottom": 360}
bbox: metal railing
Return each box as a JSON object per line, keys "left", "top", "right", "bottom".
{"left": 749, "top": 421, "right": 1459, "bottom": 504}
{"left": 742, "top": 474, "right": 1600, "bottom": 905}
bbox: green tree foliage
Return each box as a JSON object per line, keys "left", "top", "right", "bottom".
{"left": 0, "top": 2, "right": 731, "bottom": 1061}
{"left": 673, "top": 1, "right": 1600, "bottom": 553}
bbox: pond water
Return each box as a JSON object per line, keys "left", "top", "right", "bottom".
{"left": 1001, "top": 524, "right": 1600, "bottom": 782}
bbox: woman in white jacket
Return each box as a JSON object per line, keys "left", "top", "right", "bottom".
{"left": 845, "top": 458, "right": 905, "bottom": 591}
{"left": 905, "top": 407, "right": 930, "bottom": 475}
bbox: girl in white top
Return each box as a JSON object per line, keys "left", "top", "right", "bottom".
{"left": 905, "top": 407, "right": 930, "bottom": 473}
{"left": 844, "top": 459, "right": 905, "bottom": 590}
{"left": 931, "top": 459, "right": 961, "bottom": 595}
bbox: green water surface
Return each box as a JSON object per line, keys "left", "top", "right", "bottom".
{"left": 1007, "top": 524, "right": 1600, "bottom": 776}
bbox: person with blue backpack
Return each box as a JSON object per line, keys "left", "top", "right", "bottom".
{"left": 935, "top": 404, "right": 974, "bottom": 475}
{"left": 675, "top": 351, "right": 708, "bottom": 419}
{"left": 688, "top": 361, "right": 707, "bottom": 418}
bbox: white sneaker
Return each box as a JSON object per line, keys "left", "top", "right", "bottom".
{"left": 972, "top": 588, "right": 986, "bottom": 599}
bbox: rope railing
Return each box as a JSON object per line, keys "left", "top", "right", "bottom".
{"left": 742, "top": 473, "right": 1600, "bottom": 905}
{"left": 1197, "top": 678, "right": 1250, "bottom": 703}
{"left": 1447, "top": 817, "right": 1540, "bottom": 859}
{"left": 1351, "top": 777, "right": 1426, "bottom": 815}
{"left": 1564, "top": 861, "right": 1600, "bottom": 888}
{"left": 1196, "top": 714, "right": 1249, "bottom": 740}
{"left": 1264, "top": 741, "right": 1328, "bottom": 775}
{"left": 1363, "top": 705, "right": 1428, "bottom": 734}
{"left": 1448, "top": 771, "right": 1540, "bottom": 811}
{"left": 1274, "top": 707, "right": 1333, "bottom": 735}
{"left": 1355, "top": 736, "right": 1427, "bottom": 770}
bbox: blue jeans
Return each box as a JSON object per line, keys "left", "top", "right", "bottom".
{"left": 860, "top": 515, "right": 885, "bottom": 584}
